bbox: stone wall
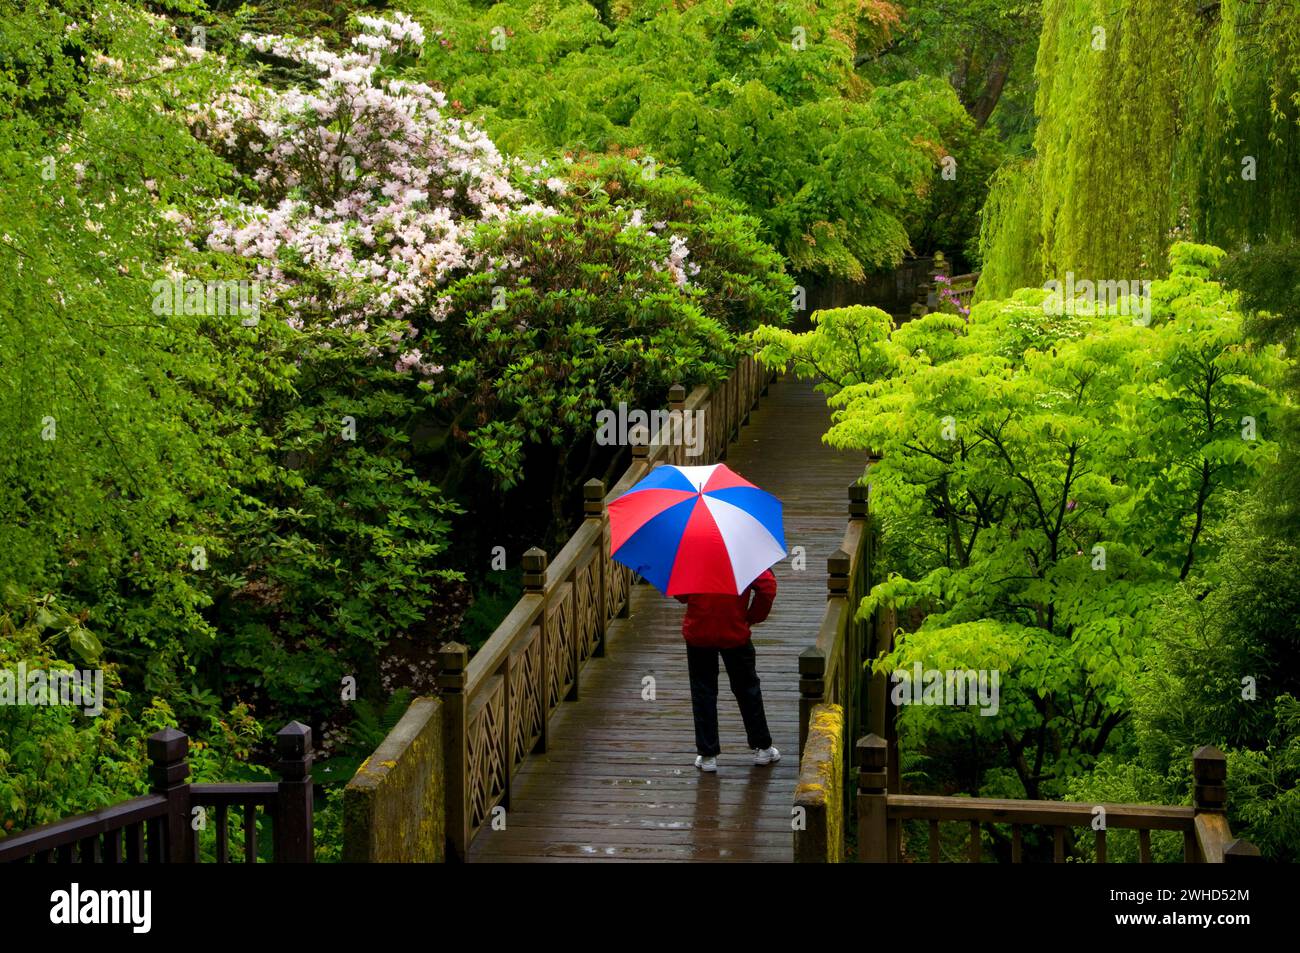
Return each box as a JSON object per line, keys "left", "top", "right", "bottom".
{"left": 793, "top": 702, "right": 845, "bottom": 863}
{"left": 343, "top": 696, "right": 445, "bottom": 862}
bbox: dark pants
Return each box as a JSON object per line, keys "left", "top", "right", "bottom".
{"left": 686, "top": 640, "right": 772, "bottom": 756}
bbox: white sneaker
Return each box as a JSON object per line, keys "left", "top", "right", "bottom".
{"left": 694, "top": 755, "right": 717, "bottom": 773}
{"left": 754, "top": 746, "right": 780, "bottom": 765}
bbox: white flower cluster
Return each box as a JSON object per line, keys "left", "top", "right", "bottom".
{"left": 198, "top": 15, "right": 559, "bottom": 375}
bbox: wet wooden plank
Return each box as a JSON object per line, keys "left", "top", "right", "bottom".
{"left": 469, "top": 375, "right": 867, "bottom": 862}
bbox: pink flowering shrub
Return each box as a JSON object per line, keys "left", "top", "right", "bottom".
{"left": 933, "top": 273, "right": 972, "bottom": 320}
{"left": 196, "top": 14, "right": 556, "bottom": 375}
{"left": 166, "top": 20, "right": 792, "bottom": 691}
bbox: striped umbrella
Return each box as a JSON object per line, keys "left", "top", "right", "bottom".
{"left": 607, "top": 463, "right": 786, "bottom": 596}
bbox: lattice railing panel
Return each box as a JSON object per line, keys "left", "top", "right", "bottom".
{"left": 509, "top": 627, "right": 543, "bottom": 772}
{"left": 466, "top": 676, "right": 507, "bottom": 837}
{"left": 575, "top": 556, "right": 601, "bottom": 662}
{"left": 546, "top": 582, "right": 576, "bottom": 712}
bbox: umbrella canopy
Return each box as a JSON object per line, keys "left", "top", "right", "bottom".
{"left": 607, "top": 463, "right": 786, "bottom": 596}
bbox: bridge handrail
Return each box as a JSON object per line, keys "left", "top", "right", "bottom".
{"left": 437, "top": 354, "right": 771, "bottom": 859}
{"left": 854, "top": 735, "right": 1263, "bottom": 863}
{"left": 1, "top": 724, "right": 314, "bottom": 864}
{"left": 798, "top": 477, "right": 879, "bottom": 760}
{"left": 795, "top": 475, "right": 1263, "bottom": 864}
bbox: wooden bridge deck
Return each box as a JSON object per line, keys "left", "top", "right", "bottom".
{"left": 468, "top": 376, "right": 866, "bottom": 862}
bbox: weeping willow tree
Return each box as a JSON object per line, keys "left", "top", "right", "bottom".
{"left": 1180, "top": 0, "right": 1300, "bottom": 247}
{"left": 977, "top": 0, "right": 1300, "bottom": 298}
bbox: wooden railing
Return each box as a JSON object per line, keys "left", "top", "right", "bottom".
{"left": 794, "top": 468, "right": 1263, "bottom": 864}
{"left": 944, "top": 272, "right": 979, "bottom": 310}
{"left": 797, "top": 472, "right": 888, "bottom": 774}
{"left": 855, "top": 734, "right": 1262, "bottom": 863}
{"left": 437, "top": 355, "right": 772, "bottom": 860}
{"left": 910, "top": 252, "right": 980, "bottom": 317}
{"left": 0, "top": 723, "right": 314, "bottom": 863}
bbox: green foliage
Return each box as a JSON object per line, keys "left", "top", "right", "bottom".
{"left": 427, "top": 154, "right": 788, "bottom": 489}
{"left": 1, "top": 2, "right": 798, "bottom": 832}
{"left": 975, "top": 157, "right": 1042, "bottom": 298}
{"left": 1088, "top": 500, "right": 1300, "bottom": 860}
{"left": 762, "top": 243, "right": 1287, "bottom": 798}
{"left": 414, "top": 0, "right": 975, "bottom": 276}
{"left": 859, "top": 0, "right": 1042, "bottom": 264}
{"left": 752, "top": 304, "right": 895, "bottom": 396}
{"left": 1218, "top": 241, "right": 1300, "bottom": 534}
{"left": 0, "top": 589, "right": 144, "bottom": 832}
{"left": 313, "top": 785, "right": 347, "bottom": 862}
{"left": 979, "top": 0, "right": 1300, "bottom": 294}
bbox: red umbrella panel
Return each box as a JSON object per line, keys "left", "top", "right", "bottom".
{"left": 606, "top": 463, "right": 786, "bottom": 596}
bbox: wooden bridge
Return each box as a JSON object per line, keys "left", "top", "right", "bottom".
{"left": 466, "top": 374, "right": 865, "bottom": 862}
{"left": 0, "top": 261, "right": 1264, "bottom": 864}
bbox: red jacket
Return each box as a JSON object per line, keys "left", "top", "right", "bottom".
{"left": 673, "top": 569, "right": 777, "bottom": 649}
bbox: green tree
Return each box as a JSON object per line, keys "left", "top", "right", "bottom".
{"left": 415, "top": 0, "right": 976, "bottom": 277}
{"left": 757, "top": 243, "right": 1285, "bottom": 797}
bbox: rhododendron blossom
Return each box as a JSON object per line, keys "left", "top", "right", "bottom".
{"left": 196, "top": 15, "right": 558, "bottom": 376}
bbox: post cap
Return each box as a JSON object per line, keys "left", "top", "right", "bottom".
{"left": 798, "top": 645, "right": 826, "bottom": 677}
{"left": 438, "top": 642, "right": 468, "bottom": 670}
{"left": 147, "top": 727, "right": 188, "bottom": 764}
{"left": 856, "top": 734, "right": 888, "bottom": 770}
{"left": 277, "top": 721, "right": 313, "bottom": 759}
{"left": 1192, "top": 745, "right": 1228, "bottom": 782}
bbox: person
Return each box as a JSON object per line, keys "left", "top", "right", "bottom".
{"left": 674, "top": 568, "right": 779, "bottom": 772}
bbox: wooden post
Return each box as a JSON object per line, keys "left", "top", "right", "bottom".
{"left": 275, "top": 722, "right": 313, "bottom": 863}
{"left": 740, "top": 362, "right": 753, "bottom": 426}
{"left": 148, "top": 728, "right": 193, "bottom": 863}
{"left": 856, "top": 734, "right": 889, "bottom": 862}
{"left": 438, "top": 642, "right": 469, "bottom": 862}
{"left": 829, "top": 543, "right": 855, "bottom": 756}
{"left": 1192, "top": 744, "right": 1262, "bottom": 862}
{"left": 847, "top": 484, "right": 869, "bottom": 747}
{"left": 1192, "top": 745, "right": 1227, "bottom": 814}
{"left": 584, "top": 478, "right": 607, "bottom": 657}
{"left": 827, "top": 548, "right": 851, "bottom": 599}
{"left": 526, "top": 546, "right": 575, "bottom": 710}
{"left": 522, "top": 547, "right": 547, "bottom": 589}
{"left": 848, "top": 482, "right": 869, "bottom": 520}
{"left": 798, "top": 646, "right": 825, "bottom": 755}
{"left": 668, "top": 383, "right": 686, "bottom": 467}
{"left": 630, "top": 423, "right": 649, "bottom": 464}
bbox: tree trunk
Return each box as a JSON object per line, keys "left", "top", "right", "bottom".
{"left": 969, "top": 51, "right": 1011, "bottom": 129}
